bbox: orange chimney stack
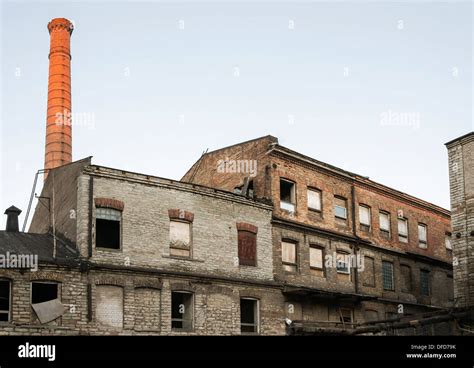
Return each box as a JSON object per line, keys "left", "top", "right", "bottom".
{"left": 44, "top": 18, "right": 74, "bottom": 179}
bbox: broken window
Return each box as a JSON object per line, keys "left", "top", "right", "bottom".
{"left": 379, "top": 211, "right": 391, "bottom": 239}
{"left": 336, "top": 252, "right": 350, "bottom": 274}
{"left": 334, "top": 196, "right": 347, "bottom": 220}
{"left": 382, "top": 261, "right": 394, "bottom": 291}
{"left": 171, "top": 291, "right": 193, "bottom": 330}
{"left": 359, "top": 205, "right": 371, "bottom": 232}
{"left": 96, "top": 285, "right": 123, "bottom": 328}
{"left": 169, "top": 220, "right": 191, "bottom": 258}
{"left": 240, "top": 298, "right": 259, "bottom": 334}
{"left": 363, "top": 256, "right": 375, "bottom": 287}
{"left": 96, "top": 208, "right": 121, "bottom": 249}
{"left": 309, "top": 246, "right": 323, "bottom": 270}
{"left": 339, "top": 308, "right": 353, "bottom": 324}
{"left": 238, "top": 230, "right": 257, "bottom": 266}
{"left": 31, "top": 282, "right": 63, "bottom": 324}
{"left": 307, "top": 188, "right": 322, "bottom": 211}
{"left": 400, "top": 264, "right": 412, "bottom": 293}
{"left": 418, "top": 223, "right": 427, "bottom": 248}
{"left": 398, "top": 218, "right": 408, "bottom": 243}
{"left": 281, "top": 241, "right": 297, "bottom": 272}
{"left": 0, "top": 280, "right": 11, "bottom": 322}
{"left": 420, "top": 269, "right": 430, "bottom": 296}
{"left": 280, "top": 179, "right": 296, "bottom": 212}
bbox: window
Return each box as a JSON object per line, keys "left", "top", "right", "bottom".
{"left": 420, "top": 270, "right": 430, "bottom": 296}
{"left": 31, "top": 282, "right": 58, "bottom": 304}
{"left": 96, "top": 208, "right": 121, "bottom": 249}
{"left": 400, "top": 264, "right": 412, "bottom": 293}
{"left": 96, "top": 285, "right": 123, "bottom": 328}
{"left": 169, "top": 220, "right": 191, "bottom": 257}
{"left": 309, "top": 246, "right": 323, "bottom": 270}
{"left": 382, "top": 261, "right": 394, "bottom": 291}
{"left": 280, "top": 179, "right": 296, "bottom": 212}
{"left": 363, "top": 256, "right": 375, "bottom": 287}
{"left": 398, "top": 218, "right": 408, "bottom": 243}
{"left": 339, "top": 308, "right": 353, "bottom": 324}
{"left": 238, "top": 229, "right": 257, "bottom": 266}
{"left": 359, "top": 205, "right": 371, "bottom": 232}
{"left": 282, "top": 241, "right": 297, "bottom": 272}
{"left": 336, "top": 252, "right": 350, "bottom": 274}
{"left": 307, "top": 188, "right": 322, "bottom": 212}
{"left": 334, "top": 196, "right": 347, "bottom": 220}
{"left": 171, "top": 291, "right": 194, "bottom": 330}
{"left": 379, "top": 211, "right": 391, "bottom": 239}
{"left": 240, "top": 298, "right": 259, "bottom": 334}
{"left": 0, "top": 280, "right": 11, "bottom": 322}
{"left": 418, "top": 224, "right": 427, "bottom": 248}
{"left": 445, "top": 233, "right": 452, "bottom": 250}
{"left": 365, "top": 310, "right": 379, "bottom": 322}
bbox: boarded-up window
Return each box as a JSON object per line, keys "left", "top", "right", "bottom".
{"left": 31, "top": 282, "right": 63, "bottom": 325}
{"left": 309, "top": 246, "right": 323, "bottom": 269}
{"left": 398, "top": 218, "right": 408, "bottom": 243}
{"left": 379, "top": 211, "right": 391, "bottom": 239}
{"left": 0, "top": 280, "right": 11, "bottom": 322}
{"left": 334, "top": 196, "right": 347, "bottom": 220}
{"left": 418, "top": 224, "right": 427, "bottom": 248}
{"left": 359, "top": 205, "right": 371, "bottom": 231}
{"left": 96, "top": 208, "right": 121, "bottom": 249}
{"left": 445, "top": 233, "right": 452, "bottom": 250}
{"left": 238, "top": 230, "right": 257, "bottom": 266}
{"left": 96, "top": 285, "right": 123, "bottom": 328}
{"left": 365, "top": 309, "right": 379, "bottom": 322}
{"left": 169, "top": 221, "right": 191, "bottom": 257}
{"left": 307, "top": 188, "right": 322, "bottom": 211}
{"left": 134, "top": 288, "right": 160, "bottom": 331}
{"left": 363, "top": 256, "right": 375, "bottom": 287}
{"left": 400, "top": 264, "right": 412, "bottom": 293}
{"left": 282, "top": 241, "right": 297, "bottom": 272}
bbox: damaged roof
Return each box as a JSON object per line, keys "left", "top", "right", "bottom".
{"left": 0, "top": 231, "right": 80, "bottom": 266}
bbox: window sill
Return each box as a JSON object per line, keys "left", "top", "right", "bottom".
{"left": 162, "top": 254, "right": 204, "bottom": 263}
{"left": 95, "top": 247, "right": 122, "bottom": 252}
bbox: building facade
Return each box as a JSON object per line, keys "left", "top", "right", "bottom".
{"left": 182, "top": 136, "right": 454, "bottom": 334}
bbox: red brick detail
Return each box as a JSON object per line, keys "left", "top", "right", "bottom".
{"left": 168, "top": 209, "right": 194, "bottom": 222}
{"left": 236, "top": 222, "right": 258, "bottom": 234}
{"left": 94, "top": 198, "right": 124, "bottom": 211}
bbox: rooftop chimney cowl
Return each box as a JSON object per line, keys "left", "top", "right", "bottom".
{"left": 4, "top": 206, "right": 21, "bottom": 232}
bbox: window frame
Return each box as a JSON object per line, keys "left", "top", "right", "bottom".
{"left": 397, "top": 217, "right": 409, "bottom": 243}
{"left": 240, "top": 297, "right": 260, "bottom": 334}
{"left": 0, "top": 279, "right": 11, "bottom": 323}
{"left": 336, "top": 251, "right": 351, "bottom": 275}
{"left": 334, "top": 196, "right": 348, "bottom": 220}
{"left": 309, "top": 245, "right": 324, "bottom": 271}
{"left": 95, "top": 207, "right": 122, "bottom": 251}
{"left": 445, "top": 232, "right": 453, "bottom": 251}
{"left": 382, "top": 261, "right": 395, "bottom": 291}
{"left": 379, "top": 211, "right": 391, "bottom": 239}
{"left": 400, "top": 264, "right": 412, "bottom": 293}
{"left": 171, "top": 291, "right": 194, "bottom": 331}
{"left": 420, "top": 269, "right": 431, "bottom": 296}
{"left": 359, "top": 204, "right": 371, "bottom": 232}
{"left": 281, "top": 240, "right": 298, "bottom": 273}
{"left": 169, "top": 219, "right": 193, "bottom": 258}
{"left": 279, "top": 178, "right": 296, "bottom": 213}
{"left": 307, "top": 187, "right": 322, "bottom": 212}
{"left": 418, "top": 223, "right": 428, "bottom": 249}
{"left": 237, "top": 229, "right": 257, "bottom": 267}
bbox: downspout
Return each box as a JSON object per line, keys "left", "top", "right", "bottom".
{"left": 351, "top": 183, "right": 359, "bottom": 294}
{"left": 88, "top": 175, "right": 94, "bottom": 258}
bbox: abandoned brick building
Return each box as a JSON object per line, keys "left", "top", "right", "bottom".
{"left": 1, "top": 17, "right": 471, "bottom": 336}
{"left": 182, "top": 135, "right": 460, "bottom": 335}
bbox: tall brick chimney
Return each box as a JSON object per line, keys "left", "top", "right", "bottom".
{"left": 44, "top": 18, "right": 74, "bottom": 180}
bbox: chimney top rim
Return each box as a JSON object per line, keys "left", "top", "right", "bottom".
{"left": 4, "top": 205, "right": 21, "bottom": 215}
{"left": 48, "top": 18, "right": 74, "bottom": 34}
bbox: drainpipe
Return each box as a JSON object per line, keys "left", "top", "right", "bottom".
{"left": 351, "top": 183, "right": 360, "bottom": 294}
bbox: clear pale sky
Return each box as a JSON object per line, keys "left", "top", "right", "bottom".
{"left": 1, "top": 0, "right": 472, "bottom": 230}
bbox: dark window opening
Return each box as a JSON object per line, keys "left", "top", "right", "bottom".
{"left": 339, "top": 308, "right": 352, "bottom": 324}
{"left": 0, "top": 280, "right": 10, "bottom": 322}
{"left": 420, "top": 270, "right": 430, "bottom": 296}
{"left": 31, "top": 282, "right": 58, "bottom": 304}
{"left": 280, "top": 179, "right": 295, "bottom": 212}
{"left": 96, "top": 208, "right": 121, "bottom": 249}
{"left": 240, "top": 298, "right": 258, "bottom": 333}
{"left": 171, "top": 292, "right": 193, "bottom": 330}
